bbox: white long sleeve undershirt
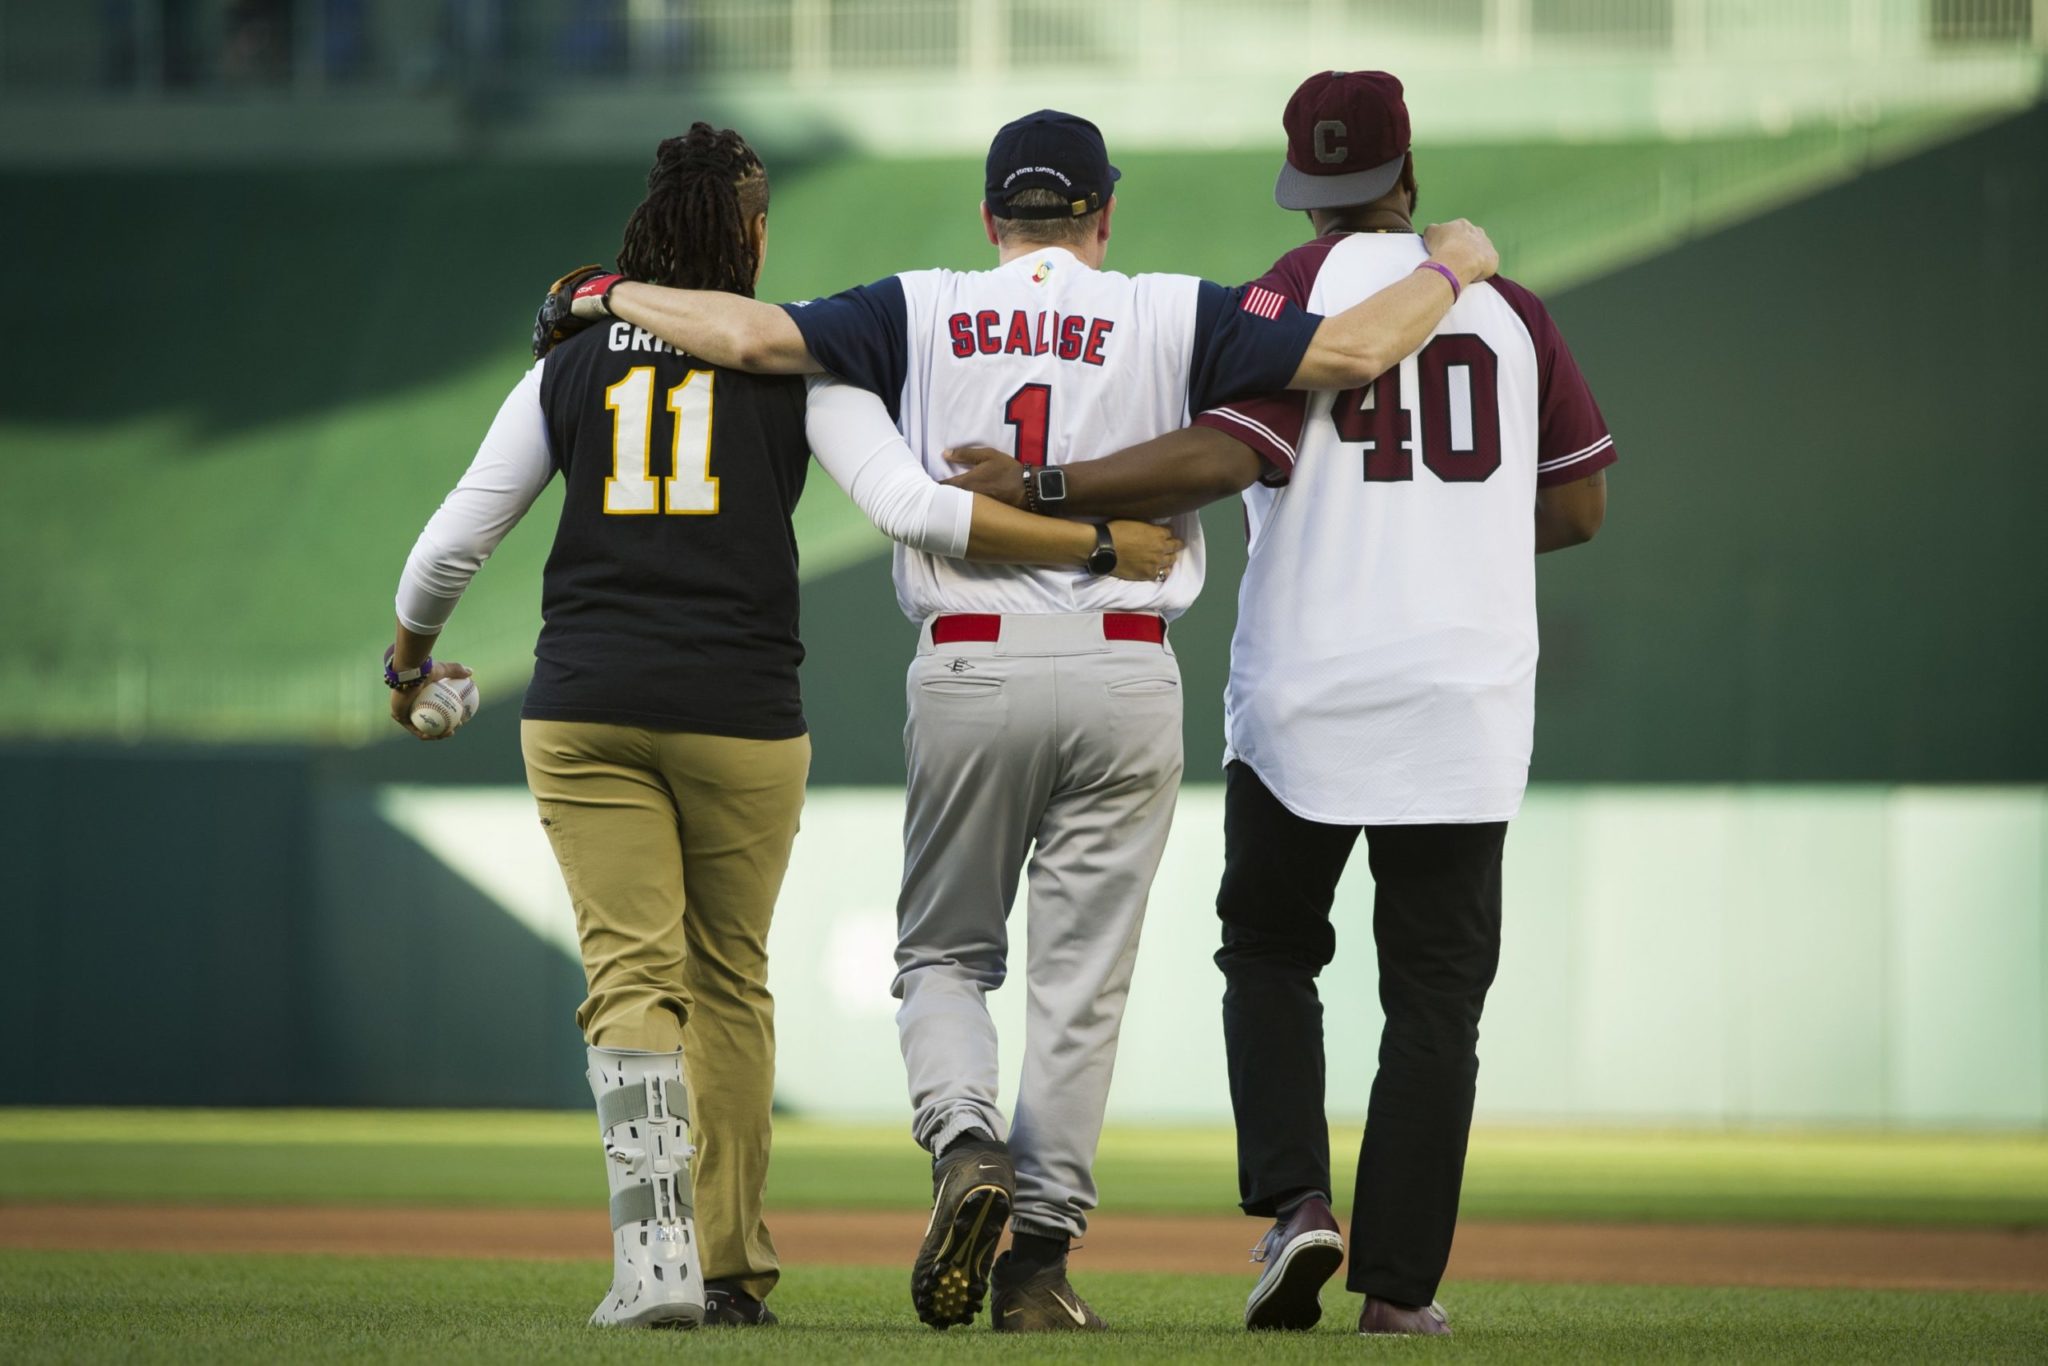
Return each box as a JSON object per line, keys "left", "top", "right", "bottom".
{"left": 801, "top": 374, "right": 975, "bottom": 561}
{"left": 394, "top": 364, "right": 972, "bottom": 634}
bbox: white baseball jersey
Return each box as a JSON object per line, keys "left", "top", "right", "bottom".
{"left": 1199, "top": 232, "right": 1616, "bottom": 825}
{"left": 784, "top": 246, "right": 1320, "bottom": 622}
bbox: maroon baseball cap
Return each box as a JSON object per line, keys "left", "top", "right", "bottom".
{"left": 1275, "top": 70, "right": 1411, "bottom": 211}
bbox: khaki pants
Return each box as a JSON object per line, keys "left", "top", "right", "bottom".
{"left": 521, "top": 718, "right": 810, "bottom": 1301}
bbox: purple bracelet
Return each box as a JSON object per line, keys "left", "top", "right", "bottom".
{"left": 383, "top": 644, "right": 434, "bottom": 690}
{"left": 1417, "top": 260, "right": 1462, "bottom": 302}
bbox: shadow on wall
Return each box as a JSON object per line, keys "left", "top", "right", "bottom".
{"left": 0, "top": 744, "right": 586, "bottom": 1107}
{"left": 1526, "top": 102, "right": 2048, "bottom": 783}
{"left": 796, "top": 103, "right": 2048, "bottom": 785}
{"left": 359, "top": 105, "right": 2048, "bottom": 789}
{"left": 0, "top": 164, "right": 643, "bottom": 435}
{"left": 0, "top": 139, "right": 842, "bottom": 438}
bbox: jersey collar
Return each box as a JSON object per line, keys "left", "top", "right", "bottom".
{"left": 1002, "top": 245, "right": 1086, "bottom": 280}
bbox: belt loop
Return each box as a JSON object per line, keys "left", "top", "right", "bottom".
{"left": 1102, "top": 613, "right": 1167, "bottom": 645}
{"left": 931, "top": 614, "right": 1003, "bottom": 646}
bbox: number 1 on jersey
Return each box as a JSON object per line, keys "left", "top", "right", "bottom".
{"left": 603, "top": 366, "right": 720, "bottom": 515}
{"left": 1004, "top": 382, "right": 1051, "bottom": 466}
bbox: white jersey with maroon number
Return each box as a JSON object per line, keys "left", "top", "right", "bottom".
{"left": 1196, "top": 232, "right": 1616, "bottom": 825}
{"left": 784, "top": 247, "right": 1319, "bottom": 622}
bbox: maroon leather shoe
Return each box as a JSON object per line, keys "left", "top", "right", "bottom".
{"left": 1358, "top": 1297, "right": 1451, "bottom": 1336}
{"left": 1244, "top": 1196, "right": 1344, "bottom": 1331}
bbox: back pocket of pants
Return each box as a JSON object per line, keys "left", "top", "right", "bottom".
{"left": 1107, "top": 676, "right": 1179, "bottom": 697}
{"left": 918, "top": 676, "right": 1004, "bottom": 698}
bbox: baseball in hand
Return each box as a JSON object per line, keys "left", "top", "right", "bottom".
{"left": 410, "top": 675, "right": 480, "bottom": 737}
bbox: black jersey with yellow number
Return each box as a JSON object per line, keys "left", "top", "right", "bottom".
{"left": 526, "top": 323, "right": 810, "bottom": 738}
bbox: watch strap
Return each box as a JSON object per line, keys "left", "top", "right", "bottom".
{"left": 1086, "top": 522, "right": 1118, "bottom": 576}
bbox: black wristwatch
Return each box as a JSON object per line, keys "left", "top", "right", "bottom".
{"left": 1085, "top": 523, "right": 1118, "bottom": 576}
{"left": 1021, "top": 465, "right": 1066, "bottom": 513}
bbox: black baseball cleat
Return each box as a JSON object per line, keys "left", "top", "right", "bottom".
{"left": 702, "top": 1280, "right": 778, "bottom": 1326}
{"left": 911, "top": 1137, "right": 1014, "bottom": 1328}
{"left": 1244, "top": 1194, "right": 1345, "bottom": 1330}
{"left": 990, "top": 1250, "right": 1107, "bottom": 1332}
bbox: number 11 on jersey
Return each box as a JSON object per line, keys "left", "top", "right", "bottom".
{"left": 603, "top": 366, "right": 720, "bottom": 515}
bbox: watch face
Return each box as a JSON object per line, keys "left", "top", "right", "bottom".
{"left": 1086, "top": 525, "right": 1118, "bottom": 575}
{"left": 1036, "top": 467, "right": 1067, "bottom": 502}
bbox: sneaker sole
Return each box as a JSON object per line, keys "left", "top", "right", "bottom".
{"left": 591, "top": 1300, "right": 705, "bottom": 1329}
{"left": 911, "top": 1182, "right": 1012, "bottom": 1329}
{"left": 1245, "top": 1231, "right": 1344, "bottom": 1332}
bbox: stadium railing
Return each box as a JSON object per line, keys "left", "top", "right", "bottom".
{"left": 5, "top": 1, "right": 2042, "bottom": 97}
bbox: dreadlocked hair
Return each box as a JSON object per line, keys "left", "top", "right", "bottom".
{"left": 616, "top": 123, "right": 770, "bottom": 296}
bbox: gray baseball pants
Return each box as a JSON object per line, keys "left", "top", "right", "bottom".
{"left": 894, "top": 612, "right": 1185, "bottom": 1240}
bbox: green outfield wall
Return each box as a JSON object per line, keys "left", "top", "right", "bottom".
{"left": 3, "top": 108, "right": 2042, "bottom": 780}
{"left": 2, "top": 749, "right": 2042, "bottom": 1127}
{"left": 789, "top": 102, "right": 2048, "bottom": 788}
{"left": 2, "top": 111, "right": 2041, "bottom": 1123}
{"left": 0, "top": 747, "right": 587, "bottom": 1109}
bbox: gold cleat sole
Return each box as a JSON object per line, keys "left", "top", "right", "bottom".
{"left": 912, "top": 1183, "right": 1011, "bottom": 1329}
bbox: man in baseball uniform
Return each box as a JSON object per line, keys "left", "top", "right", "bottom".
{"left": 941, "top": 74, "right": 1612, "bottom": 1337}
{"left": 546, "top": 107, "right": 1498, "bottom": 1330}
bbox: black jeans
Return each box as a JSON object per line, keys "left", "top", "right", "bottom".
{"left": 1214, "top": 761, "right": 1505, "bottom": 1307}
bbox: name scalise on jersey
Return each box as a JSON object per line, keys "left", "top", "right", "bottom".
{"left": 947, "top": 299, "right": 1114, "bottom": 364}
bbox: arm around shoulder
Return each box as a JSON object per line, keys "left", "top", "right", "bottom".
{"left": 607, "top": 282, "right": 818, "bottom": 373}
{"left": 1290, "top": 220, "right": 1500, "bottom": 390}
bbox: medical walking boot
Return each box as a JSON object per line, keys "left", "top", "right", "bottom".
{"left": 586, "top": 1047, "right": 705, "bottom": 1328}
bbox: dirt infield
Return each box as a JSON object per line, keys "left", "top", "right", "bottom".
{"left": 4, "top": 1205, "right": 2044, "bottom": 1294}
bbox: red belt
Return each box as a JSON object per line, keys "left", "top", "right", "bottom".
{"left": 931, "top": 613, "right": 1167, "bottom": 645}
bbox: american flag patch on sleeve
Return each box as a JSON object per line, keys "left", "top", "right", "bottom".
{"left": 1241, "top": 285, "right": 1286, "bottom": 320}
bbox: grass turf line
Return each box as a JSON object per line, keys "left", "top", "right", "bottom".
{"left": 3, "top": 1251, "right": 2045, "bottom": 1365}
{"left": 3, "top": 1111, "right": 2044, "bottom": 1226}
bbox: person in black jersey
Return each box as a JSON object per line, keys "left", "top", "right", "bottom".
{"left": 382, "top": 125, "right": 1180, "bottom": 1331}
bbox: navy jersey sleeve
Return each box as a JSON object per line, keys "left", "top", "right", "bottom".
{"left": 1185, "top": 280, "right": 1322, "bottom": 415}
{"left": 780, "top": 276, "right": 911, "bottom": 422}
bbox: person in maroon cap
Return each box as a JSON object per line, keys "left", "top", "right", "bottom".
{"left": 943, "top": 70, "right": 1614, "bottom": 1338}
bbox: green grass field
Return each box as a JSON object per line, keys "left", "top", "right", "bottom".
{"left": 4, "top": 1110, "right": 2044, "bottom": 1361}
{"left": 5, "top": 1254, "right": 2045, "bottom": 1364}
{"left": 4, "top": 1110, "right": 2046, "bottom": 1226}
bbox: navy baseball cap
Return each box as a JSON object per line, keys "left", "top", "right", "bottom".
{"left": 985, "top": 110, "right": 1121, "bottom": 219}
{"left": 1274, "top": 71, "right": 1411, "bottom": 211}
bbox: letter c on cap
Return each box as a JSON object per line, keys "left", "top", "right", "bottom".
{"left": 1313, "top": 120, "right": 1348, "bottom": 164}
